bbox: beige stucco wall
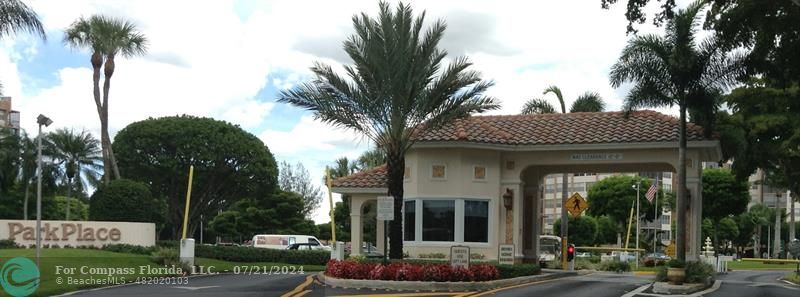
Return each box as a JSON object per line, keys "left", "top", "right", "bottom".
{"left": 344, "top": 143, "right": 718, "bottom": 262}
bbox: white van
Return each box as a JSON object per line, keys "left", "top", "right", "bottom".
{"left": 251, "top": 234, "right": 330, "bottom": 251}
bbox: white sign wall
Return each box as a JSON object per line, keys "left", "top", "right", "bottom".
{"left": 0, "top": 220, "right": 156, "bottom": 247}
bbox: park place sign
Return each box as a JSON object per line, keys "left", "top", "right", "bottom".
{"left": 0, "top": 220, "right": 155, "bottom": 247}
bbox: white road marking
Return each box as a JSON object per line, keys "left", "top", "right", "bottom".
{"left": 172, "top": 286, "right": 220, "bottom": 290}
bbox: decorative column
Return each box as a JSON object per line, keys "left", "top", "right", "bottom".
{"left": 350, "top": 197, "right": 364, "bottom": 256}
{"left": 376, "top": 217, "right": 385, "bottom": 253}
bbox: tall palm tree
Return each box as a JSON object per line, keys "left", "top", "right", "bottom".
{"left": 280, "top": 1, "right": 498, "bottom": 259}
{"left": 63, "top": 15, "right": 147, "bottom": 184}
{"left": 609, "top": 1, "right": 742, "bottom": 261}
{"left": 0, "top": 0, "right": 45, "bottom": 40}
{"left": 45, "top": 128, "right": 102, "bottom": 220}
{"left": 521, "top": 86, "right": 605, "bottom": 249}
{"left": 17, "top": 131, "right": 37, "bottom": 220}
{"left": 357, "top": 147, "right": 386, "bottom": 171}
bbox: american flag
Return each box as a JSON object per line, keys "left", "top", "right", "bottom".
{"left": 645, "top": 180, "right": 659, "bottom": 202}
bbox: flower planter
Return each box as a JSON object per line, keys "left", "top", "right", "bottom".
{"left": 667, "top": 267, "right": 686, "bottom": 285}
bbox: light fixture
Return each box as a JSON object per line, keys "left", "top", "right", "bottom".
{"left": 502, "top": 188, "right": 513, "bottom": 210}
{"left": 37, "top": 114, "right": 53, "bottom": 127}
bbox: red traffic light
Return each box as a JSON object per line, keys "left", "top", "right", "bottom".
{"left": 567, "top": 244, "right": 575, "bottom": 261}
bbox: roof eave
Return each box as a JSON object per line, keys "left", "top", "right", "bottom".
{"left": 331, "top": 187, "right": 387, "bottom": 194}
{"left": 411, "top": 140, "right": 720, "bottom": 151}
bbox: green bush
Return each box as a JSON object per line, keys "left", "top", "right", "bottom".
{"left": 575, "top": 258, "right": 597, "bottom": 270}
{"left": 685, "top": 261, "right": 714, "bottom": 283}
{"left": 667, "top": 259, "right": 686, "bottom": 268}
{"left": 655, "top": 266, "right": 667, "bottom": 282}
{"left": 156, "top": 240, "right": 180, "bottom": 248}
{"left": 89, "top": 179, "right": 165, "bottom": 224}
{"left": 495, "top": 264, "right": 541, "bottom": 279}
{"left": 102, "top": 244, "right": 154, "bottom": 255}
{"left": 418, "top": 253, "right": 447, "bottom": 259}
{"left": 599, "top": 260, "right": 631, "bottom": 273}
{"left": 0, "top": 239, "right": 19, "bottom": 249}
{"left": 195, "top": 245, "right": 329, "bottom": 265}
{"left": 151, "top": 247, "right": 180, "bottom": 266}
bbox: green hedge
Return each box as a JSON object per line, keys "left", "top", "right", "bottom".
{"left": 101, "top": 244, "right": 154, "bottom": 255}
{"left": 0, "top": 239, "right": 19, "bottom": 249}
{"left": 495, "top": 264, "right": 541, "bottom": 279}
{"left": 195, "top": 245, "right": 330, "bottom": 265}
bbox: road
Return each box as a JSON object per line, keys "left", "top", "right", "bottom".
{"left": 62, "top": 270, "right": 799, "bottom": 297}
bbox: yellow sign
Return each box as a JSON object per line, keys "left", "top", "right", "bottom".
{"left": 666, "top": 243, "right": 676, "bottom": 257}
{"left": 565, "top": 192, "right": 588, "bottom": 217}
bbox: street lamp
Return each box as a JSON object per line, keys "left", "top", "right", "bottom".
{"left": 36, "top": 114, "right": 52, "bottom": 267}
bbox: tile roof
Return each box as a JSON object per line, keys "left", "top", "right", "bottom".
{"left": 333, "top": 111, "right": 712, "bottom": 189}
{"left": 332, "top": 165, "right": 387, "bottom": 189}
{"left": 413, "top": 110, "right": 711, "bottom": 145}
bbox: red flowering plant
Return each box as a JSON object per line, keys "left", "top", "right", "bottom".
{"left": 325, "top": 260, "right": 500, "bottom": 282}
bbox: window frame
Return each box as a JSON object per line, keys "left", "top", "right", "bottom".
{"left": 403, "top": 197, "right": 493, "bottom": 247}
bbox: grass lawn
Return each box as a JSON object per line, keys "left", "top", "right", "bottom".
{"left": 0, "top": 248, "right": 325, "bottom": 297}
{"left": 727, "top": 260, "right": 799, "bottom": 271}
{"left": 784, "top": 272, "right": 800, "bottom": 285}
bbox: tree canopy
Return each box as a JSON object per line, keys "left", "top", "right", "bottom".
{"left": 113, "top": 115, "right": 278, "bottom": 238}
{"left": 587, "top": 175, "right": 663, "bottom": 229}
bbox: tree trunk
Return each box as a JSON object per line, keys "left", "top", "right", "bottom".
{"left": 66, "top": 177, "right": 71, "bottom": 221}
{"left": 774, "top": 203, "right": 782, "bottom": 258}
{"left": 91, "top": 52, "right": 110, "bottom": 184}
{"left": 790, "top": 192, "right": 796, "bottom": 241}
{"left": 23, "top": 180, "right": 30, "bottom": 220}
{"left": 103, "top": 56, "right": 121, "bottom": 180}
{"left": 386, "top": 150, "right": 405, "bottom": 260}
{"left": 676, "top": 102, "right": 687, "bottom": 262}
{"left": 756, "top": 225, "right": 762, "bottom": 257}
{"left": 713, "top": 220, "right": 720, "bottom": 257}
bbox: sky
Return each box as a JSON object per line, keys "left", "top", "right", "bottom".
{"left": 0, "top": 0, "right": 691, "bottom": 224}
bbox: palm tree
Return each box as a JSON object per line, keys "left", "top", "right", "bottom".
{"left": 520, "top": 86, "right": 605, "bottom": 248}
{"left": 357, "top": 148, "right": 386, "bottom": 171}
{"left": 17, "top": 132, "right": 36, "bottom": 220}
{"left": 609, "top": 1, "right": 742, "bottom": 261}
{"left": 63, "top": 15, "right": 147, "bottom": 184}
{"left": 0, "top": 0, "right": 45, "bottom": 40}
{"left": 45, "top": 128, "right": 102, "bottom": 220}
{"left": 280, "top": 1, "right": 498, "bottom": 259}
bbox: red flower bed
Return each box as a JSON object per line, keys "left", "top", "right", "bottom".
{"left": 325, "top": 260, "right": 499, "bottom": 282}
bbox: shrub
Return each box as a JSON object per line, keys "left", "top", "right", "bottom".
{"left": 348, "top": 254, "right": 367, "bottom": 263}
{"left": 157, "top": 240, "right": 180, "bottom": 249}
{"left": 195, "top": 245, "right": 329, "bottom": 265}
{"left": 599, "top": 260, "right": 631, "bottom": 273}
{"left": 418, "top": 253, "right": 447, "bottom": 259}
{"left": 667, "top": 259, "right": 686, "bottom": 268}
{"left": 0, "top": 239, "right": 19, "bottom": 249}
{"left": 655, "top": 266, "right": 667, "bottom": 282}
{"left": 470, "top": 253, "right": 486, "bottom": 260}
{"left": 575, "top": 258, "right": 597, "bottom": 270}
{"left": 89, "top": 179, "right": 165, "bottom": 224}
{"left": 102, "top": 244, "right": 154, "bottom": 255}
{"left": 151, "top": 247, "right": 180, "bottom": 266}
{"left": 643, "top": 258, "right": 656, "bottom": 267}
{"left": 685, "top": 261, "right": 714, "bottom": 283}
{"left": 495, "top": 264, "right": 541, "bottom": 279}
{"left": 325, "top": 260, "right": 500, "bottom": 282}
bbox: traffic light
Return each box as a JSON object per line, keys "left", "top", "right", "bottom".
{"left": 567, "top": 244, "right": 575, "bottom": 262}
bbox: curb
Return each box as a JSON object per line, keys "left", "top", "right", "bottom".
{"left": 321, "top": 271, "right": 577, "bottom": 292}
{"left": 51, "top": 273, "right": 224, "bottom": 297}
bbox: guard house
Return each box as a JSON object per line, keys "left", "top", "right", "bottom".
{"left": 332, "top": 111, "right": 721, "bottom": 262}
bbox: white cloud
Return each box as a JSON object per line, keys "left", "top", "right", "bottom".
{"left": 3, "top": 0, "right": 697, "bottom": 224}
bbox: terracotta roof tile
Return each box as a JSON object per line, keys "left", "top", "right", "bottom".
{"left": 333, "top": 111, "right": 712, "bottom": 189}
{"left": 332, "top": 165, "right": 387, "bottom": 189}
{"left": 413, "top": 110, "right": 710, "bottom": 145}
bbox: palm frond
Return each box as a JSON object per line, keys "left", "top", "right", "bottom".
{"left": 521, "top": 98, "right": 556, "bottom": 114}
{"left": 63, "top": 14, "right": 148, "bottom": 57}
{"left": 0, "top": 0, "right": 45, "bottom": 40}
{"left": 570, "top": 92, "right": 606, "bottom": 112}
{"left": 542, "top": 85, "right": 566, "bottom": 113}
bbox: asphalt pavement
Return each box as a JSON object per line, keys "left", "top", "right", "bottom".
{"left": 60, "top": 269, "right": 800, "bottom": 297}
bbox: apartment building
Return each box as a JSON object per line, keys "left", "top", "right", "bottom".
{"left": 0, "top": 96, "right": 21, "bottom": 135}
{"left": 539, "top": 172, "right": 674, "bottom": 244}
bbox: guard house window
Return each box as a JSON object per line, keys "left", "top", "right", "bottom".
{"left": 473, "top": 166, "right": 486, "bottom": 180}
{"left": 431, "top": 164, "right": 446, "bottom": 179}
{"left": 422, "top": 200, "right": 455, "bottom": 241}
{"left": 404, "top": 201, "right": 416, "bottom": 241}
{"left": 464, "top": 200, "right": 488, "bottom": 242}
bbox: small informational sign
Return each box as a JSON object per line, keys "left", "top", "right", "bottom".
{"left": 565, "top": 192, "right": 588, "bottom": 217}
{"left": 570, "top": 153, "right": 623, "bottom": 161}
{"left": 788, "top": 240, "right": 800, "bottom": 259}
{"left": 450, "top": 246, "right": 470, "bottom": 269}
{"left": 498, "top": 244, "right": 515, "bottom": 265}
{"left": 377, "top": 196, "right": 395, "bottom": 221}
{"left": 665, "top": 243, "right": 676, "bottom": 257}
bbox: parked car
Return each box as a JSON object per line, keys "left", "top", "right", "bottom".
{"left": 642, "top": 252, "right": 670, "bottom": 263}
{"left": 575, "top": 252, "right": 592, "bottom": 258}
{"left": 252, "top": 234, "right": 330, "bottom": 251}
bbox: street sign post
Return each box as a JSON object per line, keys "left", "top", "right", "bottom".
{"left": 377, "top": 196, "right": 394, "bottom": 264}
{"left": 450, "top": 246, "right": 470, "bottom": 269}
{"left": 565, "top": 192, "right": 588, "bottom": 217}
{"left": 498, "top": 244, "right": 515, "bottom": 265}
